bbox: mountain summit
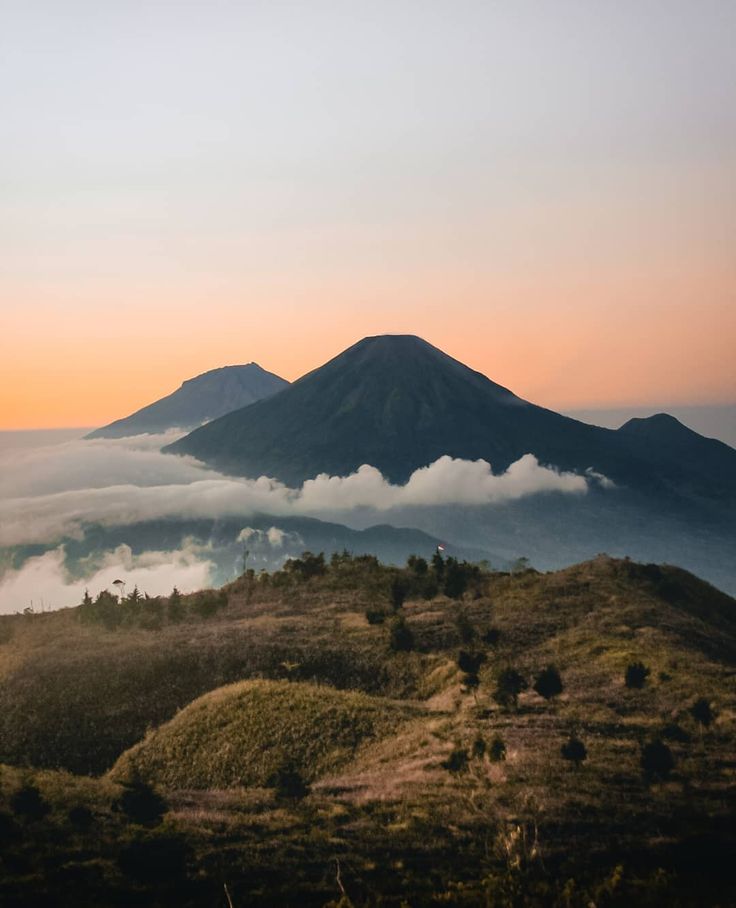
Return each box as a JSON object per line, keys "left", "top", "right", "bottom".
{"left": 164, "top": 335, "right": 735, "bottom": 502}
{"left": 87, "top": 363, "right": 288, "bottom": 439}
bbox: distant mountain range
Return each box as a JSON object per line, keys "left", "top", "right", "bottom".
{"left": 165, "top": 335, "right": 736, "bottom": 506}
{"left": 87, "top": 364, "right": 288, "bottom": 439}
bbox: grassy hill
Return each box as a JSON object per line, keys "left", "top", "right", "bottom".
{"left": 0, "top": 552, "right": 733, "bottom": 905}
{"left": 111, "top": 679, "right": 422, "bottom": 790}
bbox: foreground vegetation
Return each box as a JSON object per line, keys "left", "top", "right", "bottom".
{"left": 0, "top": 552, "right": 734, "bottom": 906}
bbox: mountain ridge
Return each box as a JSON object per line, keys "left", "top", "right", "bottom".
{"left": 87, "top": 363, "right": 288, "bottom": 439}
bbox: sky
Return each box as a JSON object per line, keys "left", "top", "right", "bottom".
{"left": 1, "top": 0, "right": 735, "bottom": 429}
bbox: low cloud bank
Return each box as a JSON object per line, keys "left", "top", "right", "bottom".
{"left": 0, "top": 543, "right": 214, "bottom": 615}
{"left": 1, "top": 443, "right": 595, "bottom": 547}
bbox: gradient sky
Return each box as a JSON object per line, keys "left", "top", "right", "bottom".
{"left": 1, "top": 0, "right": 734, "bottom": 429}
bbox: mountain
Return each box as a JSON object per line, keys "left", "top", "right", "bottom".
{"left": 165, "top": 336, "right": 736, "bottom": 506}
{"left": 87, "top": 363, "right": 288, "bottom": 439}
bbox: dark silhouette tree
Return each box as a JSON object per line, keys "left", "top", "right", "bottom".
{"left": 492, "top": 668, "right": 528, "bottom": 711}
{"left": 407, "top": 555, "right": 428, "bottom": 576}
{"left": 268, "top": 763, "right": 310, "bottom": 800}
{"left": 444, "top": 557, "right": 468, "bottom": 599}
{"left": 455, "top": 609, "right": 476, "bottom": 644}
{"left": 533, "top": 665, "right": 564, "bottom": 701}
{"left": 389, "top": 576, "right": 409, "bottom": 611}
{"left": 690, "top": 697, "right": 715, "bottom": 729}
{"left": 389, "top": 615, "right": 414, "bottom": 652}
{"left": 489, "top": 734, "right": 507, "bottom": 762}
{"left": 561, "top": 736, "right": 587, "bottom": 768}
{"left": 167, "top": 587, "right": 184, "bottom": 623}
{"left": 11, "top": 784, "right": 50, "bottom": 821}
{"left": 118, "top": 778, "right": 167, "bottom": 826}
{"left": 442, "top": 747, "right": 469, "bottom": 773}
{"left": 625, "top": 661, "right": 650, "bottom": 689}
{"left": 431, "top": 550, "right": 445, "bottom": 581}
{"left": 640, "top": 739, "right": 675, "bottom": 781}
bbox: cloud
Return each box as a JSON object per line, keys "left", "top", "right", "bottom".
{"left": 0, "top": 543, "right": 214, "bottom": 616}
{"left": 0, "top": 433, "right": 601, "bottom": 547}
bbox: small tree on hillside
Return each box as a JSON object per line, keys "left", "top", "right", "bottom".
{"left": 489, "top": 734, "right": 507, "bottom": 762}
{"left": 431, "top": 550, "right": 445, "bottom": 581}
{"left": 690, "top": 697, "right": 715, "bottom": 729}
{"left": 407, "top": 555, "right": 428, "bottom": 576}
{"left": 444, "top": 558, "right": 468, "bottom": 599}
{"left": 625, "top": 661, "right": 650, "bottom": 689}
{"left": 389, "top": 615, "right": 414, "bottom": 652}
{"left": 561, "top": 735, "right": 587, "bottom": 769}
{"left": 492, "top": 668, "right": 528, "bottom": 711}
{"left": 533, "top": 665, "right": 564, "bottom": 701}
{"left": 167, "top": 587, "right": 184, "bottom": 624}
{"left": 640, "top": 739, "right": 675, "bottom": 781}
{"left": 11, "top": 784, "right": 50, "bottom": 821}
{"left": 389, "top": 576, "right": 409, "bottom": 611}
{"left": 118, "top": 778, "right": 167, "bottom": 826}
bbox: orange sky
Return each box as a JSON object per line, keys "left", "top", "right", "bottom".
{"left": 2, "top": 2, "right": 735, "bottom": 430}
{"left": 2, "top": 261, "right": 734, "bottom": 430}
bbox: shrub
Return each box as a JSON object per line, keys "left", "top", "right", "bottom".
{"left": 662, "top": 723, "right": 691, "bottom": 743}
{"left": 268, "top": 763, "right": 310, "bottom": 800}
{"left": 641, "top": 739, "right": 675, "bottom": 781}
{"left": 455, "top": 609, "right": 476, "bottom": 644}
{"left": 167, "top": 588, "right": 184, "bottom": 623}
{"left": 533, "top": 665, "right": 563, "bottom": 701}
{"left": 11, "top": 784, "right": 50, "bottom": 821}
{"left": 492, "top": 668, "right": 528, "bottom": 711}
{"left": 365, "top": 608, "right": 386, "bottom": 625}
{"left": 625, "top": 661, "right": 650, "bottom": 689}
{"left": 389, "top": 576, "right": 409, "bottom": 611}
{"left": 285, "top": 551, "right": 327, "bottom": 580}
{"left": 118, "top": 779, "right": 167, "bottom": 826}
{"left": 389, "top": 615, "right": 414, "bottom": 652}
{"left": 561, "top": 736, "right": 587, "bottom": 768}
{"left": 442, "top": 747, "right": 469, "bottom": 773}
{"left": 482, "top": 627, "right": 501, "bottom": 647}
{"left": 193, "top": 590, "right": 227, "bottom": 619}
{"left": 690, "top": 698, "right": 715, "bottom": 728}
{"left": 407, "top": 555, "right": 428, "bottom": 576}
{"left": 472, "top": 735, "right": 486, "bottom": 758}
{"left": 457, "top": 650, "right": 485, "bottom": 674}
{"left": 489, "top": 734, "right": 507, "bottom": 762}
{"left": 444, "top": 558, "right": 468, "bottom": 599}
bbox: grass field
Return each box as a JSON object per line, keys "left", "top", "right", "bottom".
{"left": 0, "top": 552, "right": 733, "bottom": 905}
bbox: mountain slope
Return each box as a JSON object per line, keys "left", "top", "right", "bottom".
{"left": 165, "top": 336, "right": 736, "bottom": 504}
{"left": 87, "top": 363, "right": 288, "bottom": 439}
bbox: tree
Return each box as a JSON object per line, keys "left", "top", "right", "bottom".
{"left": 690, "top": 697, "right": 715, "bottom": 729}
{"left": 561, "top": 736, "right": 587, "bottom": 768}
{"left": 167, "top": 587, "right": 184, "bottom": 623}
{"left": 640, "top": 739, "right": 675, "bottom": 781}
{"left": 11, "top": 784, "right": 50, "bottom": 821}
{"left": 625, "top": 661, "right": 650, "bottom": 689}
{"left": 365, "top": 608, "right": 386, "bottom": 625}
{"left": 268, "top": 763, "right": 310, "bottom": 800}
{"left": 511, "top": 556, "right": 530, "bottom": 574}
{"left": 493, "top": 668, "right": 528, "bottom": 711}
{"left": 457, "top": 650, "right": 485, "bottom": 675}
{"left": 431, "top": 550, "right": 445, "bottom": 581}
{"left": 407, "top": 554, "right": 428, "bottom": 576}
{"left": 389, "top": 615, "right": 414, "bottom": 652}
{"left": 489, "top": 734, "right": 507, "bottom": 762}
{"left": 455, "top": 609, "right": 476, "bottom": 644}
{"left": 389, "top": 576, "right": 409, "bottom": 611}
{"left": 482, "top": 626, "right": 501, "bottom": 647}
{"left": 285, "top": 551, "right": 327, "bottom": 580}
{"left": 533, "top": 665, "right": 563, "bottom": 701}
{"left": 442, "top": 747, "right": 469, "bottom": 773}
{"left": 118, "top": 778, "right": 167, "bottom": 826}
{"left": 444, "top": 557, "right": 468, "bottom": 599}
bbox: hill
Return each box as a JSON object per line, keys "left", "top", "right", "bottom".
{"left": 165, "top": 336, "right": 736, "bottom": 507}
{"left": 0, "top": 552, "right": 733, "bottom": 905}
{"left": 87, "top": 363, "right": 287, "bottom": 439}
{"left": 111, "top": 679, "right": 421, "bottom": 790}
